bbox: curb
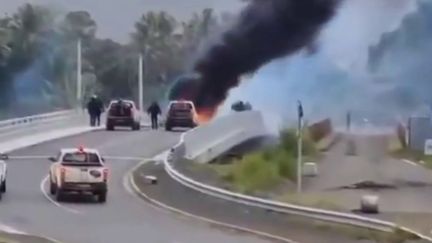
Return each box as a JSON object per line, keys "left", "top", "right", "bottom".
{"left": 128, "top": 161, "right": 299, "bottom": 243}
{"left": 0, "top": 228, "right": 64, "bottom": 243}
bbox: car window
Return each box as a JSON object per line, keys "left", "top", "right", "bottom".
{"left": 61, "top": 152, "right": 101, "bottom": 166}
{"left": 171, "top": 102, "right": 192, "bottom": 111}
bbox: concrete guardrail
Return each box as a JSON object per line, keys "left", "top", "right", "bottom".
{"left": 184, "top": 111, "right": 267, "bottom": 163}
{"left": 0, "top": 109, "right": 80, "bottom": 132}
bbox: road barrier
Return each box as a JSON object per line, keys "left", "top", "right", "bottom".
{"left": 0, "top": 109, "right": 81, "bottom": 132}
{"left": 163, "top": 111, "right": 432, "bottom": 242}
{"left": 183, "top": 111, "right": 267, "bottom": 163}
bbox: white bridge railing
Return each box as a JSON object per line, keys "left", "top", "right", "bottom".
{"left": 163, "top": 111, "right": 432, "bottom": 242}
{"left": 0, "top": 109, "right": 81, "bottom": 132}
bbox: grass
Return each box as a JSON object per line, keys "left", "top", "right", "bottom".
{"left": 277, "top": 193, "right": 345, "bottom": 211}
{"left": 208, "top": 128, "right": 319, "bottom": 194}
{"left": 313, "top": 223, "right": 419, "bottom": 243}
{"left": 387, "top": 134, "right": 432, "bottom": 169}
{"left": 391, "top": 146, "right": 432, "bottom": 169}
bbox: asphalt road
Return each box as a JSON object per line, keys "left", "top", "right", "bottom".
{"left": 303, "top": 132, "right": 432, "bottom": 236}
{"left": 135, "top": 161, "right": 386, "bottom": 243}
{"left": 0, "top": 129, "right": 274, "bottom": 243}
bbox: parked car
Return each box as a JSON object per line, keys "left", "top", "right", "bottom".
{"left": 106, "top": 99, "right": 141, "bottom": 131}
{"left": 0, "top": 153, "right": 8, "bottom": 200}
{"left": 165, "top": 100, "right": 198, "bottom": 131}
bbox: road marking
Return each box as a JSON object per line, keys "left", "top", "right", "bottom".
{"left": 40, "top": 175, "right": 82, "bottom": 215}
{"left": 123, "top": 158, "right": 154, "bottom": 196}
{"left": 0, "top": 223, "right": 27, "bottom": 234}
{"left": 127, "top": 171, "right": 299, "bottom": 243}
{"left": 402, "top": 159, "right": 418, "bottom": 167}
{"left": 123, "top": 147, "right": 299, "bottom": 243}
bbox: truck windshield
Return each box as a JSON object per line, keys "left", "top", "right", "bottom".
{"left": 62, "top": 152, "right": 102, "bottom": 166}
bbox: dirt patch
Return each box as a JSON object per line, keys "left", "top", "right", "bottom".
{"left": 337, "top": 181, "right": 397, "bottom": 190}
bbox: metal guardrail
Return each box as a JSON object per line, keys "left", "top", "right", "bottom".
{"left": 0, "top": 109, "right": 79, "bottom": 131}
{"left": 164, "top": 133, "right": 432, "bottom": 242}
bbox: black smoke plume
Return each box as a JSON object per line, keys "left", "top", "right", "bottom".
{"left": 169, "top": 0, "right": 341, "bottom": 116}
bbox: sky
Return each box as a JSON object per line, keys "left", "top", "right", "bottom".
{"left": 1, "top": 0, "right": 245, "bottom": 43}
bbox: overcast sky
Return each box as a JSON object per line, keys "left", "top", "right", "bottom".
{"left": 2, "top": 0, "right": 245, "bottom": 43}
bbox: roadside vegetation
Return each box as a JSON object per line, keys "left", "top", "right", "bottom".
{"left": 389, "top": 134, "right": 432, "bottom": 169}
{"left": 210, "top": 128, "right": 318, "bottom": 194}
{"left": 0, "top": 3, "right": 226, "bottom": 118}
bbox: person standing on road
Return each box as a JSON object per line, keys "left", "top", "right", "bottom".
{"left": 147, "top": 101, "right": 161, "bottom": 130}
{"left": 93, "top": 95, "right": 104, "bottom": 126}
{"left": 87, "top": 95, "right": 104, "bottom": 127}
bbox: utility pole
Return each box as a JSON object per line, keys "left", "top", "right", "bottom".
{"left": 76, "top": 38, "right": 82, "bottom": 109}
{"left": 297, "top": 100, "right": 304, "bottom": 193}
{"left": 347, "top": 111, "right": 351, "bottom": 132}
{"left": 138, "top": 52, "right": 144, "bottom": 111}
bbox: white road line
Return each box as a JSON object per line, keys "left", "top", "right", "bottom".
{"left": 402, "top": 159, "right": 418, "bottom": 167}
{"left": 127, "top": 169, "right": 298, "bottom": 243}
{"left": 123, "top": 158, "right": 154, "bottom": 196}
{"left": 0, "top": 223, "right": 27, "bottom": 234}
{"left": 40, "top": 175, "right": 82, "bottom": 215}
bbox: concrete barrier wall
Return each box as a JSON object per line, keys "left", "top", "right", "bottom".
{"left": 183, "top": 111, "right": 268, "bottom": 163}
{"left": 407, "top": 117, "right": 432, "bottom": 151}
{"left": 308, "top": 118, "right": 333, "bottom": 142}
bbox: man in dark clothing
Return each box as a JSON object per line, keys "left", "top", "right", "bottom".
{"left": 94, "top": 96, "right": 104, "bottom": 126}
{"left": 87, "top": 95, "right": 104, "bottom": 127}
{"left": 147, "top": 101, "right": 161, "bottom": 130}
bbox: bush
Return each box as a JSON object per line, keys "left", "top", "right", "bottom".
{"left": 217, "top": 128, "right": 317, "bottom": 193}
{"left": 269, "top": 148, "right": 297, "bottom": 180}
{"left": 279, "top": 129, "right": 317, "bottom": 157}
{"left": 230, "top": 152, "right": 281, "bottom": 194}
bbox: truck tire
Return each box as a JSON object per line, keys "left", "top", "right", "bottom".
{"left": 165, "top": 125, "right": 172, "bottom": 131}
{"left": 1, "top": 180, "right": 6, "bottom": 193}
{"left": 106, "top": 124, "right": 114, "bottom": 131}
{"left": 50, "top": 181, "right": 56, "bottom": 195}
{"left": 98, "top": 191, "right": 107, "bottom": 203}
{"left": 56, "top": 189, "right": 64, "bottom": 202}
{"left": 132, "top": 123, "right": 140, "bottom": 131}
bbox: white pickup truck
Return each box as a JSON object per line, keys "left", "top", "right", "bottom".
{"left": 49, "top": 147, "right": 109, "bottom": 203}
{"left": 0, "top": 153, "right": 8, "bottom": 200}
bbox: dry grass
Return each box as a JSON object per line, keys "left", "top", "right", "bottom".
{"left": 0, "top": 235, "right": 18, "bottom": 243}
{"left": 276, "top": 193, "right": 345, "bottom": 211}
{"left": 388, "top": 135, "right": 403, "bottom": 153}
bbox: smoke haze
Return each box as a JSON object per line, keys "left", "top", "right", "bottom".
{"left": 169, "top": 0, "right": 341, "bottom": 118}
{"left": 220, "top": 0, "right": 420, "bottom": 130}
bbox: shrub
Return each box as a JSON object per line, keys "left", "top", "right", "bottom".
{"left": 279, "top": 128, "right": 317, "bottom": 157}
{"left": 230, "top": 152, "right": 281, "bottom": 194}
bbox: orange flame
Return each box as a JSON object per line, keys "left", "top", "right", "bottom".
{"left": 196, "top": 107, "right": 218, "bottom": 125}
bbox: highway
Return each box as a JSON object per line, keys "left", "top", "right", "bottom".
{"left": 0, "top": 129, "right": 273, "bottom": 243}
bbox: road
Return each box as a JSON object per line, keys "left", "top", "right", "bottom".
{"left": 0, "top": 129, "right": 274, "bottom": 243}
{"left": 303, "top": 132, "right": 432, "bottom": 235}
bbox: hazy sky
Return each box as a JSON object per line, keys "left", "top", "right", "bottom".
{"left": 2, "top": 0, "right": 245, "bottom": 43}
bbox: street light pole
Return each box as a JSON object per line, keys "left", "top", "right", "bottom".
{"left": 297, "top": 100, "right": 304, "bottom": 193}
{"left": 138, "top": 52, "right": 144, "bottom": 111}
{"left": 76, "top": 38, "right": 82, "bottom": 108}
